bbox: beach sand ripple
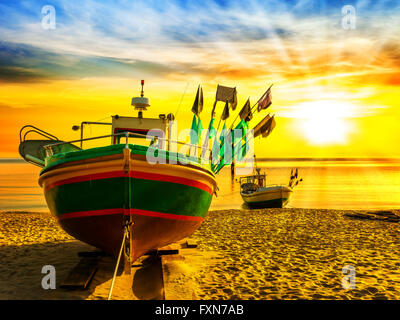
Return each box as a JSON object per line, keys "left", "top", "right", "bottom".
{"left": 189, "top": 209, "right": 400, "bottom": 300}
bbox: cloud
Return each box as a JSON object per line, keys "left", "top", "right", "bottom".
{"left": 0, "top": 41, "right": 204, "bottom": 82}
{"left": 0, "top": 0, "right": 399, "bottom": 86}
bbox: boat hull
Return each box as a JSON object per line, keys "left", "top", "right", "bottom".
{"left": 241, "top": 185, "right": 292, "bottom": 208}
{"left": 39, "top": 145, "right": 216, "bottom": 260}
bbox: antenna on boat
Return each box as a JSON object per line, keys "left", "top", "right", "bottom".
{"left": 131, "top": 80, "right": 150, "bottom": 118}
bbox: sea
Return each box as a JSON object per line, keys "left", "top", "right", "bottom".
{"left": 1, "top": 158, "right": 400, "bottom": 211}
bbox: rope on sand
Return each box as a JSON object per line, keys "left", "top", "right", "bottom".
{"left": 107, "top": 225, "right": 129, "bottom": 300}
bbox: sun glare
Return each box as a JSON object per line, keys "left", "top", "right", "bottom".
{"left": 285, "top": 101, "right": 355, "bottom": 145}
{"left": 302, "top": 116, "right": 350, "bottom": 145}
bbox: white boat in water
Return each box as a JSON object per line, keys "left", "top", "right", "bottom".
{"left": 239, "top": 168, "right": 300, "bottom": 208}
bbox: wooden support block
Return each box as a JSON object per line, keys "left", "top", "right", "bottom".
{"left": 186, "top": 240, "right": 198, "bottom": 248}
{"left": 146, "top": 249, "right": 179, "bottom": 256}
{"left": 145, "top": 249, "right": 158, "bottom": 256}
{"left": 60, "top": 257, "right": 99, "bottom": 289}
{"left": 78, "top": 251, "right": 109, "bottom": 257}
{"left": 157, "top": 249, "right": 179, "bottom": 256}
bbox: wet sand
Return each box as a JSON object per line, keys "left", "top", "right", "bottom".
{"left": 0, "top": 209, "right": 399, "bottom": 300}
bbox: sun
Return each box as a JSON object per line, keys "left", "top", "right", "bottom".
{"left": 287, "top": 101, "right": 355, "bottom": 145}
{"left": 302, "top": 116, "right": 350, "bottom": 145}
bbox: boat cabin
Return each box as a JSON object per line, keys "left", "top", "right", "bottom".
{"left": 240, "top": 172, "right": 267, "bottom": 193}
{"left": 111, "top": 114, "right": 170, "bottom": 149}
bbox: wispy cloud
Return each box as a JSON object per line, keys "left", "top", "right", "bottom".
{"left": 0, "top": 0, "right": 398, "bottom": 85}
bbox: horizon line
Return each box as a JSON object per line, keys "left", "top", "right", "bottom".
{"left": 2, "top": 157, "right": 400, "bottom": 163}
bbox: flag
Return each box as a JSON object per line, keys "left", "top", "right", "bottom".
{"left": 233, "top": 120, "right": 250, "bottom": 162}
{"left": 231, "top": 88, "right": 238, "bottom": 110}
{"left": 218, "top": 123, "right": 227, "bottom": 157}
{"left": 212, "top": 136, "right": 220, "bottom": 166}
{"left": 207, "top": 118, "right": 216, "bottom": 139}
{"left": 211, "top": 85, "right": 237, "bottom": 116}
{"left": 257, "top": 88, "right": 272, "bottom": 112}
{"left": 190, "top": 114, "right": 198, "bottom": 145}
{"left": 198, "top": 117, "right": 203, "bottom": 138}
{"left": 261, "top": 115, "right": 276, "bottom": 138}
{"left": 221, "top": 101, "right": 230, "bottom": 121}
{"left": 191, "top": 85, "right": 203, "bottom": 115}
{"left": 215, "top": 85, "right": 237, "bottom": 109}
{"left": 238, "top": 133, "right": 250, "bottom": 162}
{"left": 215, "top": 123, "right": 231, "bottom": 173}
{"left": 190, "top": 114, "right": 203, "bottom": 145}
{"left": 233, "top": 119, "right": 245, "bottom": 157}
{"left": 234, "top": 119, "right": 246, "bottom": 136}
{"left": 211, "top": 124, "right": 226, "bottom": 170}
{"left": 238, "top": 98, "right": 252, "bottom": 121}
{"left": 253, "top": 114, "right": 275, "bottom": 138}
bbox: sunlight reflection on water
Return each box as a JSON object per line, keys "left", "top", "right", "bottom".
{"left": 1, "top": 159, "right": 400, "bottom": 211}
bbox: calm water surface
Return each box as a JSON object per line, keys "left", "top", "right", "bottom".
{"left": 1, "top": 159, "right": 400, "bottom": 211}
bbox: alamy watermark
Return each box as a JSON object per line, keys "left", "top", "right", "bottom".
{"left": 342, "top": 5, "right": 356, "bottom": 30}
{"left": 41, "top": 5, "right": 56, "bottom": 30}
{"left": 341, "top": 265, "right": 356, "bottom": 290}
{"left": 41, "top": 265, "right": 56, "bottom": 289}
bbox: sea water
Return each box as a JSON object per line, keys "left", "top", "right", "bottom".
{"left": 1, "top": 159, "right": 400, "bottom": 211}
{"left": 213, "top": 159, "right": 400, "bottom": 210}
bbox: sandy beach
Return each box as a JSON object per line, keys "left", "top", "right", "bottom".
{"left": 0, "top": 209, "right": 399, "bottom": 300}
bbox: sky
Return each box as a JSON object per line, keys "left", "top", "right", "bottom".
{"left": 0, "top": 0, "right": 399, "bottom": 158}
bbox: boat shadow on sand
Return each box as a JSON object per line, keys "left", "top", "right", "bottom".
{"left": 0, "top": 240, "right": 165, "bottom": 300}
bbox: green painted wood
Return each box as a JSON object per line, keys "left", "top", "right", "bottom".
{"left": 45, "top": 176, "right": 212, "bottom": 218}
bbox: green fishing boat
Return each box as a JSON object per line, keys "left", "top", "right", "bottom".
{"left": 19, "top": 81, "right": 276, "bottom": 264}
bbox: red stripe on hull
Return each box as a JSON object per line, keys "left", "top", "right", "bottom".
{"left": 58, "top": 208, "right": 123, "bottom": 220}
{"left": 45, "top": 170, "right": 212, "bottom": 195}
{"left": 128, "top": 208, "right": 204, "bottom": 221}
{"left": 57, "top": 208, "right": 204, "bottom": 221}
{"left": 45, "top": 171, "right": 126, "bottom": 191}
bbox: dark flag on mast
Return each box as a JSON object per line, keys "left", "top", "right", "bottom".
{"left": 191, "top": 85, "right": 204, "bottom": 115}
{"left": 212, "top": 85, "right": 238, "bottom": 115}
{"left": 261, "top": 115, "right": 276, "bottom": 138}
{"left": 238, "top": 98, "right": 252, "bottom": 121}
{"left": 190, "top": 85, "right": 204, "bottom": 145}
{"left": 253, "top": 114, "right": 276, "bottom": 138}
{"left": 221, "top": 101, "right": 230, "bottom": 121}
{"left": 257, "top": 87, "right": 272, "bottom": 112}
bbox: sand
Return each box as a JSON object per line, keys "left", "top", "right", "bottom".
{"left": 190, "top": 209, "right": 400, "bottom": 300}
{"left": 0, "top": 209, "right": 399, "bottom": 300}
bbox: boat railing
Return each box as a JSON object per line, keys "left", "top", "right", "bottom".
{"left": 239, "top": 174, "right": 266, "bottom": 183}
{"left": 264, "top": 184, "right": 290, "bottom": 188}
{"left": 42, "top": 131, "right": 212, "bottom": 158}
{"left": 241, "top": 183, "right": 291, "bottom": 192}
{"left": 19, "top": 125, "right": 59, "bottom": 142}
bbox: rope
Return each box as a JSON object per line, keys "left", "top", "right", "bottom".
{"left": 107, "top": 224, "right": 129, "bottom": 300}
{"left": 96, "top": 115, "right": 111, "bottom": 122}
{"left": 175, "top": 82, "right": 189, "bottom": 117}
